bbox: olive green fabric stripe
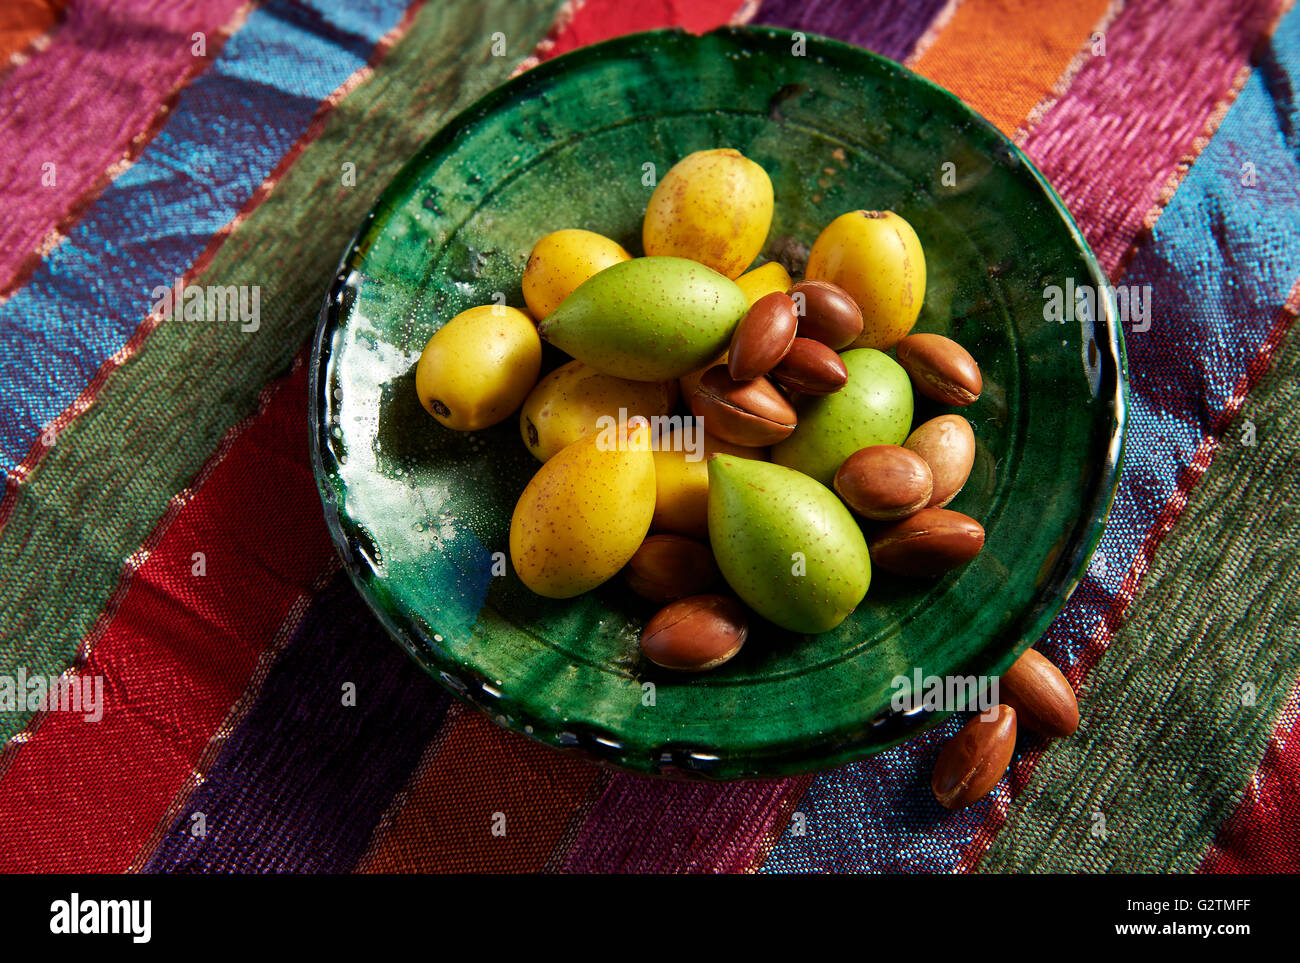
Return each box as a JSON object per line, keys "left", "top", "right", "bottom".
{"left": 0, "top": 0, "right": 567, "bottom": 745}
{"left": 978, "top": 323, "right": 1300, "bottom": 873}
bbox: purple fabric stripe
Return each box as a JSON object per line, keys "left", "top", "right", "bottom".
{"left": 142, "top": 573, "right": 452, "bottom": 874}
{"left": 561, "top": 777, "right": 802, "bottom": 873}
{"left": 761, "top": 0, "right": 1300, "bottom": 872}
{"left": 0, "top": 0, "right": 247, "bottom": 291}
{"left": 754, "top": 0, "right": 949, "bottom": 63}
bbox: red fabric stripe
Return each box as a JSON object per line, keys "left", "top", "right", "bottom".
{"left": 544, "top": 0, "right": 753, "bottom": 60}
{"left": 0, "top": 361, "right": 334, "bottom": 872}
{"left": 1200, "top": 686, "right": 1300, "bottom": 872}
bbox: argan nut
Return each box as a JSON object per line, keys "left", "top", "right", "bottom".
{"left": 868, "top": 508, "right": 984, "bottom": 577}
{"left": 640, "top": 594, "right": 748, "bottom": 672}
{"left": 999, "top": 648, "right": 1079, "bottom": 738}
{"left": 896, "top": 333, "right": 982, "bottom": 405}
{"left": 689, "top": 366, "right": 797, "bottom": 447}
{"left": 770, "top": 337, "right": 849, "bottom": 395}
{"left": 788, "top": 279, "right": 863, "bottom": 349}
{"left": 728, "top": 292, "right": 797, "bottom": 380}
{"left": 624, "top": 534, "right": 719, "bottom": 603}
{"left": 932, "top": 704, "right": 1017, "bottom": 809}
{"left": 834, "top": 445, "right": 933, "bottom": 520}
{"left": 904, "top": 415, "right": 976, "bottom": 508}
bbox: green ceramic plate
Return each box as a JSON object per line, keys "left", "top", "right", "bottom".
{"left": 310, "top": 27, "right": 1127, "bottom": 780}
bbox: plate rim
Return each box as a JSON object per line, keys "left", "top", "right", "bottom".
{"left": 309, "top": 24, "right": 1129, "bottom": 780}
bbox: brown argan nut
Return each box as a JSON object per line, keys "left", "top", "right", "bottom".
{"left": 770, "top": 337, "right": 849, "bottom": 395}
{"left": 896, "top": 333, "right": 982, "bottom": 406}
{"left": 728, "top": 292, "right": 797, "bottom": 380}
{"left": 904, "top": 415, "right": 976, "bottom": 508}
{"left": 640, "top": 594, "right": 748, "bottom": 672}
{"left": 868, "top": 508, "right": 984, "bottom": 577}
{"left": 834, "top": 445, "right": 933, "bottom": 521}
{"left": 999, "top": 648, "right": 1079, "bottom": 738}
{"left": 689, "top": 366, "right": 797, "bottom": 447}
{"left": 932, "top": 704, "right": 1017, "bottom": 809}
{"left": 788, "top": 279, "right": 863, "bottom": 349}
{"left": 624, "top": 534, "right": 719, "bottom": 603}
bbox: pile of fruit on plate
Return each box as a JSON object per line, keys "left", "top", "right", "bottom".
{"left": 414, "top": 146, "right": 989, "bottom": 670}
{"left": 411, "top": 147, "right": 1082, "bottom": 807}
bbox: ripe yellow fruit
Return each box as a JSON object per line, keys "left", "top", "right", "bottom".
{"left": 522, "top": 229, "right": 631, "bottom": 320}
{"left": 510, "top": 420, "right": 656, "bottom": 598}
{"left": 642, "top": 148, "right": 774, "bottom": 279}
{"left": 651, "top": 428, "right": 767, "bottom": 538}
{"left": 415, "top": 305, "right": 541, "bottom": 431}
{"left": 734, "top": 261, "right": 793, "bottom": 306}
{"left": 520, "top": 360, "right": 676, "bottom": 462}
{"left": 805, "top": 210, "right": 926, "bottom": 350}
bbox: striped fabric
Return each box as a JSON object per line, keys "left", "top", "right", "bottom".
{"left": 0, "top": 0, "right": 1296, "bottom": 873}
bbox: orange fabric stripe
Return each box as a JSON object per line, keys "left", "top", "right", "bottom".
{"left": 0, "top": 0, "right": 65, "bottom": 64}
{"left": 357, "top": 710, "right": 602, "bottom": 873}
{"left": 910, "top": 0, "right": 1113, "bottom": 136}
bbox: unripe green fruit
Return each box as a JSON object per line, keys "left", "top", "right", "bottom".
{"left": 773, "top": 348, "right": 913, "bottom": 486}
{"left": 708, "top": 454, "right": 870, "bottom": 635}
{"left": 538, "top": 256, "right": 747, "bottom": 381}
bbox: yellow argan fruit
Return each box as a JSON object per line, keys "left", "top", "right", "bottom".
{"left": 520, "top": 360, "right": 676, "bottom": 462}
{"left": 805, "top": 210, "right": 926, "bottom": 350}
{"left": 510, "top": 419, "right": 656, "bottom": 598}
{"left": 642, "top": 148, "right": 774, "bottom": 279}
{"left": 651, "top": 428, "right": 767, "bottom": 538}
{"left": 734, "top": 261, "right": 793, "bottom": 306}
{"left": 415, "top": 305, "right": 540, "bottom": 431}
{"left": 522, "top": 229, "right": 631, "bottom": 320}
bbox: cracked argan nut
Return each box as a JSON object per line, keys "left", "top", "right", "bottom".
{"left": 834, "top": 445, "right": 933, "bottom": 521}
{"left": 639, "top": 594, "right": 748, "bottom": 672}
{"left": 728, "top": 292, "right": 798, "bottom": 380}
{"left": 932, "top": 704, "right": 1017, "bottom": 809}
{"left": 623, "top": 534, "right": 719, "bottom": 603}
{"left": 896, "top": 333, "right": 982, "bottom": 406}
{"left": 904, "top": 415, "right": 976, "bottom": 508}
{"left": 788, "top": 279, "right": 863, "bottom": 349}
{"left": 771, "top": 337, "right": 849, "bottom": 395}
{"left": 868, "top": 508, "right": 984, "bottom": 576}
{"left": 999, "top": 648, "right": 1079, "bottom": 738}
{"left": 689, "top": 366, "right": 797, "bottom": 447}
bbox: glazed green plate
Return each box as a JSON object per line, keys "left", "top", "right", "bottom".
{"left": 311, "top": 27, "right": 1127, "bottom": 780}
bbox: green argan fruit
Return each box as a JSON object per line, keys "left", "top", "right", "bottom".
{"left": 537, "top": 256, "right": 747, "bottom": 381}
{"left": 773, "top": 348, "right": 913, "bottom": 485}
{"left": 707, "top": 454, "right": 870, "bottom": 634}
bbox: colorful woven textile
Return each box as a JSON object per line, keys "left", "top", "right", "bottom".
{"left": 0, "top": 0, "right": 1297, "bottom": 873}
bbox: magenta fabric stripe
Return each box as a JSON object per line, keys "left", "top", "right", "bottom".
{"left": 1020, "top": 0, "right": 1288, "bottom": 277}
{"left": 560, "top": 777, "right": 807, "bottom": 873}
{"left": 0, "top": 0, "right": 250, "bottom": 296}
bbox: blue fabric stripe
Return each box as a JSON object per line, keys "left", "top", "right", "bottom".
{"left": 762, "top": 4, "right": 1300, "bottom": 873}
{"left": 0, "top": 0, "right": 411, "bottom": 473}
